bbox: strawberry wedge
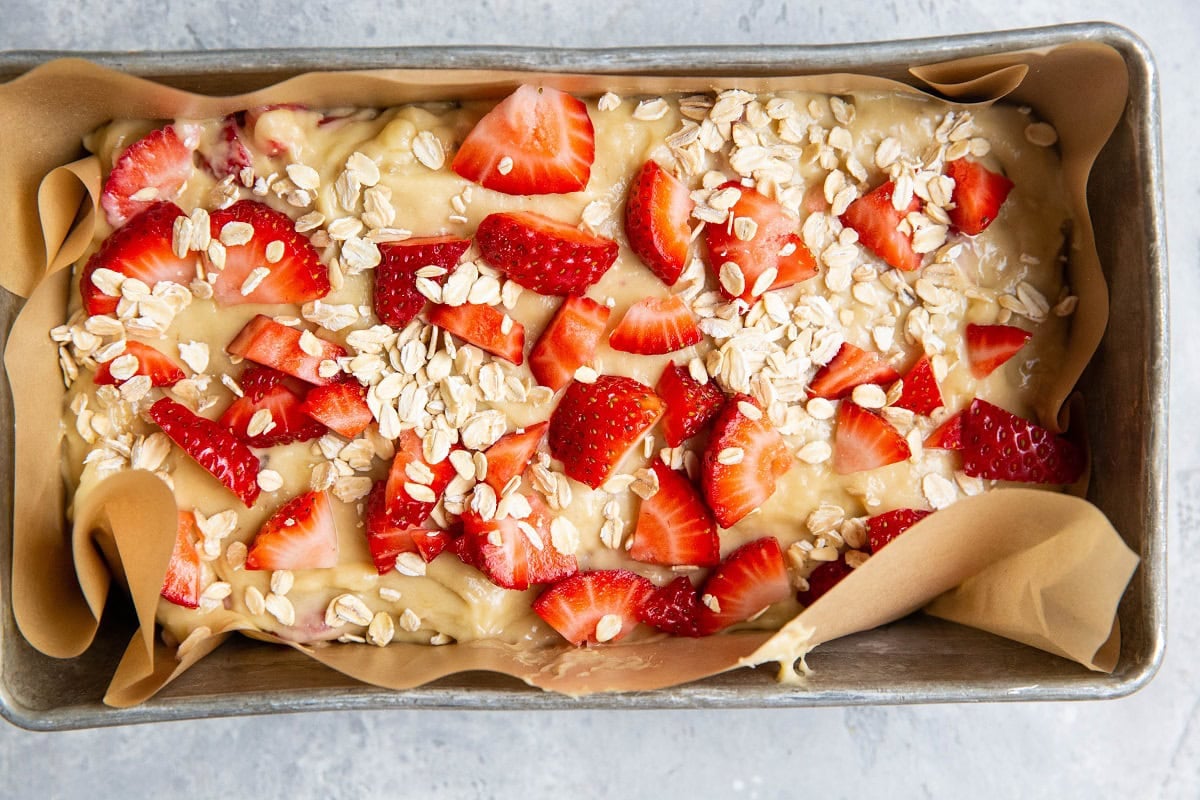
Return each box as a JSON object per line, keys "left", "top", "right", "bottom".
{"left": 383, "top": 429, "right": 458, "bottom": 524}
{"left": 891, "top": 355, "right": 943, "bottom": 415}
{"left": 245, "top": 490, "right": 338, "bottom": 570}
{"left": 160, "top": 511, "right": 203, "bottom": 609}
{"left": 363, "top": 481, "right": 451, "bottom": 573}
{"left": 701, "top": 395, "right": 792, "bottom": 528}
{"left": 147, "top": 397, "right": 261, "bottom": 506}
{"left": 608, "top": 295, "right": 703, "bottom": 355}
{"left": 960, "top": 399, "right": 1085, "bottom": 484}
{"left": 840, "top": 180, "right": 922, "bottom": 272}
{"left": 625, "top": 160, "right": 695, "bottom": 285}
{"left": 798, "top": 557, "right": 853, "bottom": 607}
{"left": 453, "top": 493, "right": 577, "bottom": 590}
{"left": 924, "top": 411, "right": 964, "bottom": 450}
{"left": 209, "top": 200, "right": 330, "bottom": 306}
{"left": 299, "top": 379, "right": 373, "bottom": 439}
{"left": 706, "top": 182, "right": 817, "bottom": 301}
{"left": 483, "top": 421, "right": 549, "bottom": 493}
{"left": 533, "top": 570, "right": 655, "bottom": 646}
{"left": 965, "top": 323, "right": 1031, "bottom": 378}
{"left": 374, "top": 236, "right": 471, "bottom": 328}
{"left": 101, "top": 126, "right": 197, "bottom": 228}
{"left": 832, "top": 402, "right": 910, "bottom": 475}
{"left": 637, "top": 576, "right": 706, "bottom": 637}
{"left": 548, "top": 375, "right": 664, "bottom": 489}
{"left": 809, "top": 342, "right": 900, "bottom": 400}
{"left": 696, "top": 537, "right": 791, "bottom": 635}
{"left": 476, "top": 211, "right": 618, "bottom": 296}
{"left": 866, "top": 508, "right": 933, "bottom": 553}
{"left": 656, "top": 362, "right": 726, "bottom": 447}
{"left": 946, "top": 158, "right": 1014, "bottom": 235}
{"left": 80, "top": 202, "right": 196, "bottom": 316}
{"left": 94, "top": 341, "right": 185, "bottom": 387}
{"left": 220, "top": 382, "right": 326, "bottom": 448}
{"left": 226, "top": 315, "right": 346, "bottom": 386}
{"left": 426, "top": 303, "right": 526, "bottom": 365}
{"left": 528, "top": 295, "right": 611, "bottom": 391}
{"left": 631, "top": 462, "right": 720, "bottom": 568}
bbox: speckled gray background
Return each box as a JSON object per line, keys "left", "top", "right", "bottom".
{"left": 0, "top": 1, "right": 1195, "bottom": 797}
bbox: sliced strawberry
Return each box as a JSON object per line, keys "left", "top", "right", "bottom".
{"left": 298, "top": 379, "right": 373, "bottom": 439}
{"left": 475, "top": 211, "right": 618, "bottom": 296}
{"left": 924, "top": 411, "right": 964, "bottom": 450}
{"left": 147, "top": 397, "right": 261, "bottom": 506}
{"left": 833, "top": 401, "right": 911, "bottom": 475}
{"left": 219, "top": 384, "right": 326, "bottom": 448}
{"left": 867, "top": 508, "right": 933, "bottom": 553}
{"left": 808, "top": 342, "right": 901, "bottom": 400}
{"left": 946, "top": 158, "right": 1014, "bottom": 236}
{"left": 797, "top": 557, "right": 853, "bottom": 607}
{"left": 533, "top": 570, "right": 655, "bottom": 646}
{"left": 961, "top": 398, "right": 1085, "bottom": 484}
{"left": 547, "top": 375, "right": 664, "bottom": 489}
{"left": 839, "top": 180, "right": 922, "bottom": 271}
{"left": 453, "top": 493, "right": 578, "bottom": 590}
{"left": 374, "top": 236, "right": 471, "bottom": 328}
{"left": 891, "top": 355, "right": 943, "bottom": 415}
{"left": 655, "top": 362, "right": 726, "bottom": 447}
{"left": 608, "top": 295, "right": 703, "bottom": 355}
{"left": 208, "top": 200, "right": 330, "bottom": 306}
{"left": 426, "top": 302, "right": 525, "bottom": 365}
{"left": 966, "top": 323, "right": 1032, "bottom": 379}
{"left": 239, "top": 364, "right": 290, "bottom": 400}
{"left": 160, "top": 511, "right": 202, "bottom": 609}
{"left": 528, "top": 295, "right": 611, "bottom": 391}
{"left": 80, "top": 202, "right": 196, "bottom": 316}
{"left": 696, "top": 537, "right": 791, "bottom": 634}
{"left": 451, "top": 84, "right": 595, "bottom": 195}
{"left": 706, "top": 182, "right": 817, "bottom": 301}
{"left": 363, "top": 481, "right": 450, "bottom": 574}
{"left": 198, "top": 115, "right": 253, "bottom": 181}
{"left": 631, "top": 462, "right": 720, "bottom": 568}
{"left": 701, "top": 395, "right": 792, "bottom": 528}
{"left": 637, "top": 576, "right": 705, "bottom": 637}
{"left": 94, "top": 340, "right": 185, "bottom": 387}
{"left": 383, "top": 429, "right": 458, "bottom": 524}
{"left": 245, "top": 490, "right": 338, "bottom": 570}
{"left": 226, "top": 315, "right": 346, "bottom": 386}
{"left": 625, "top": 160, "right": 695, "bottom": 285}
{"left": 101, "top": 125, "right": 197, "bottom": 228}
{"left": 483, "top": 421, "right": 549, "bottom": 493}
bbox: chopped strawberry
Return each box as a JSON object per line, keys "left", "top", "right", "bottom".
{"left": 946, "top": 158, "right": 1014, "bottom": 236}
{"left": 533, "top": 570, "right": 655, "bottom": 646}
{"left": 624, "top": 160, "right": 695, "bottom": 285}
{"left": 363, "top": 481, "right": 450, "bottom": 574}
{"left": 924, "top": 411, "right": 964, "bottom": 450}
{"left": 696, "top": 537, "right": 791, "bottom": 634}
{"left": 198, "top": 115, "right": 253, "bottom": 181}
{"left": 374, "top": 236, "right": 471, "bottom": 328}
{"left": 706, "top": 182, "right": 817, "bottom": 301}
{"left": 808, "top": 342, "right": 900, "bottom": 400}
{"left": 547, "top": 375, "right": 664, "bottom": 489}
{"left": 239, "top": 364, "right": 290, "bottom": 400}
{"left": 656, "top": 362, "right": 726, "bottom": 447}
{"left": 100, "top": 125, "right": 197, "bottom": 228}
{"left": 833, "top": 401, "right": 911, "bottom": 475}
{"left": 475, "top": 211, "right": 618, "bottom": 296}
{"left": 453, "top": 493, "right": 578, "bottom": 590}
{"left": 797, "top": 557, "right": 853, "bottom": 607}
{"left": 483, "top": 421, "right": 549, "bottom": 493}
{"left": 637, "top": 576, "right": 705, "bottom": 637}
{"left": 245, "top": 490, "right": 338, "bottom": 571}
{"left": 298, "top": 379, "right": 373, "bottom": 439}
{"left": 426, "top": 302, "right": 525, "bottom": 365}
{"left": 383, "top": 429, "right": 458, "bottom": 524}
{"left": 528, "top": 295, "right": 611, "bottom": 391}
{"left": 961, "top": 398, "right": 1085, "bottom": 484}
{"left": 208, "top": 200, "right": 331, "bottom": 306}
{"left": 94, "top": 340, "right": 185, "bottom": 387}
{"left": 701, "top": 395, "right": 792, "bottom": 528}
{"left": 80, "top": 202, "right": 196, "bottom": 316}
{"left": 147, "top": 397, "right": 261, "bottom": 506}
{"left": 866, "top": 508, "right": 933, "bottom": 553}
{"left": 631, "top": 462, "right": 720, "bottom": 568}
{"left": 839, "top": 180, "right": 922, "bottom": 271}
{"left": 160, "top": 511, "right": 202, "bottom": 609}
{"left": 219, "top": 383, "right": 325, "bottom": 448}
{"left": 451, "top": 84, "right": 595, "bottom": 195}
{"left": 226, "top": 315, "right": 346, "bottom": 386}
{"left": 891, "top": 355, "right": 943, "bottom": 415}
{"left": 608, "top": 295, "right": 703, "bottom": 355}
{"left": 965, "top": 323, "right": 1031, "bottom": 379}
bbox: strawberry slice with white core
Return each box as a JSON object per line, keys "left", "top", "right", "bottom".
{"left": 696, "top": 537, "right": 791, "bottom": 635}
{"left": 808, "top": 342, "right": 900, "bottom": 400}
{"left": 891, "top": 355, "right": 943, "bottom": 415}
{"left": 965, "top": 323, "right": 1032, "bottom": 379}
{"left": 701, "top": 395, "right": 792, "bottom": 528}
{"left": 624, "top": 159, "right": 695, "bottom": 286}
{"left": 226, "top": 315, "right": 347, "bottom": 386}
{"left": 147, "top": 397, "right": 261, "bottom": 506}
{"left": 383, "top": 429, "right": 458, "bottom": 523}
{"left": 656, "top": 362, "right": 726, "bottom": 447}
{"left": 451, "top": 84, "right": 595, "bottom": 195}
{"left": 548, "top": 375, "right": 664, "bottom": 489}
{"left": 94, "top": 340, "right": 186, "bottom": 387}
{"left": 946, "top": 158, "right": 1014, "bottom": 236}
{"left": 100, "top": 125, "right": 197, "bottom": 228}
{"left": 298, "top": 379, "right": 373, "bottom": 439}
{"left": 483, "top": 421, "right": 549, "bottom": 493}
{"left": 476, "top": 210, "right": 619, "bottom": 296}
{"left": 80, "top": 202, "right": 196, "bottom": 316}
{"left": 453, "top": 493, "right": 578, "bottom": 591}
{"left": 245, "top": 490, "right": 338, "bottom": 570}
{"left": 960, "top": 398, "right": 1085, "bottom": 484}
{"left": 363, "top": 481, "right": 450, "bottom": 573}
{"left": 198, "top": 115, "right": 253, "bottom": 181}
{"left": 219, "top": 383, "right": 326, "bottom": 448}
{"left": 208, "top": 200, "right": 330, "bottom": 306}
{"left": 533, "top": 570, "right": 655, "bottom": 646}
{"left": 631, "top": 462, "right": 720, "bottom": 568}
{"left": 867, "top": 508, "right": 933, "bottom": 553}
{"left": 839, "top": 180, "right": 922, "bottom": 272}
{"left": 924, "top": 411, "right": 964, "bottom": 450}
{"left": 374, "top": 236, "right": 471, "bottom": 328}
{"left": 528, "top": 295, "right": 611, "bottom": 391}
{"left": 608, "top": 295, "right": 703, "bottom": 355}
{"left": 160, "top": 511, "right": 203, "bottom": 609}
{"left": 426, "top": 302, "right": 526, "bottom": 365}
{"left": 637, "top": 576, "right": 705, "bottom": 637}
{"left": 833, "top": 401, "right": 911, "bottom": 475}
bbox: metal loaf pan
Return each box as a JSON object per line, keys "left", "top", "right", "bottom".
{"left": 0, "top": 22, "right": 1167, "bottom": 730}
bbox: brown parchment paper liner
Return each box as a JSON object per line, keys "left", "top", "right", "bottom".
{"left": 0, "top": 43, "right": 1140, "bottom": 707}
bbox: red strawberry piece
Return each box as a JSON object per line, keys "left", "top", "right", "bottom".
{"left": 94, "top": 340, "right": 185, "bottom": 387}
{"left": 160, "top": 511, "right": 202, "bottom": 609}
{"left": 797, "top": 557, "right": 853, "bottom": 607}
{"left": 451, "top": 84, "right": 595, "bottom": 195}
{"left": 946, "top": 158, "right": 1014, "bottom": 236}
{"left": 244, "top": 104, "right": 316, "bottom": 157}
{"left": 833, "top": 401, "right": 911, "bottom": 475}
{"left": 808, "top": 342, "right": 901, "bottom": 400}
{"left": 245, "top": 490, "right": 338, "bottom": 570}
{"left": 483, "top": 420, "right": 549, "bottom": 493}
{"left": 696, "top": 537, "right": 791, "bottom": 635}
{"left": 198, "top": 115, "right": 253, "bottom": 181}
{"left": 383, "top": 429, "right": 458, "bottom": 524}
{"left": 476, "top": 210, "right": 618, "bottom": 296}
{"left": 363, "top": 481, "right": 450, "bottom": 574}
{"left": 533, "top": 569, "right": 655, "bottom": 646}
{"left": 924, "top": 411, "right": 964, "bottom": 450}
{"left": 374, "top": 236, "right": 471, "bottom": 328}
{"left": 80, "top": 202, "right": 196, "bottom": 316}
{"left": 891, "top": 355, "right": 943, "bottom": 415}
{"left": 839, "top": 180, "right": 922, "bottom": 272}
{"left": 298, "top": 379, "right": 373, "bottom": 439}
{"left": 426, "top": 302, "right": 525, "bottom": 365}
{"left": 220, "top": 383, "right": 326, "bottom": 448}
{"left": 701, "top": 395, "right": 792, "bottom": 528}
{"left": 453, "top": 493, "right": 578, "bottom": 590}
{"left": 631, "top": 462, "right": 720, "bottom": 568}
{"left": 528, "top": 295, "right": 611, "bottom": 391}
{"left": 624, "top": 159, "right": 695, "bottom": 285}
{"left": 226, "top": 314, "right": 347, "bottom": 386}
{"left": 147, "top": 397, "right": 261, "bottom": 506}
{"left": 706, "top": 182, "right": 817, "bottom": 301}
{"left": 208, "top": 200, "right": 331, "bottom": 306}
{"left": 548, "top": 375, "right": 664, "bottom": 489}
{"left": 655, "top": 362, "right": 726, "bottom": 447}
{"left": 636, "top": 576, "right": 705, "bottom": 637}
{"left": 100, "top": 125, "right": 197, "bottom": 228}
{"left": 866, "top": 508, "right": 933, "bottom": 553}
{"left": 965, "top": 323, "right": 1032, "bottom": 379}
{"left": 239, "top": 364, "right": 290, "bottom": 400}
{"left": 608, "top": 295, "right": 703, "bottom": 355}
{"left": 960, "top": 398, "right": 1085, "bottom": 484}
